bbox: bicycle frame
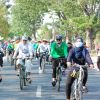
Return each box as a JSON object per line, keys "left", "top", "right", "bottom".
{"left": 16, "top": 57, "right": 32, "bottom": 90}
{"left": 40, "top": 52, "right": 48, "bottom": 72}
{"left": 71, "top": 65, "right": 84, "bottom": 100}
{"left": 56, "top": 58, "right": 65, "bottom": 92}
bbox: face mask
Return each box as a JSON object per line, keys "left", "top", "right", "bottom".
{"left": 75, "top": 42, "right": 83, "bottom": 47}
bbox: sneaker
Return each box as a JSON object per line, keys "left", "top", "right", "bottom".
{"left": 0, "top": 78, "right": 2, "bottom": 82}
{"left": 97, "top": 69, "right": 100, "bottom": 72}
{"left": 28, "top": 78, "right": 32, "bottom": 84}
{"left": 52, "top": 78, "right": 57, "bottom": 87}
{"left": 16, "top": 69, "right": 20, "bottom": 76}
{"left": 82, "top": 86, "right": 88, "bottom": 93}
{"left": 39, "top": 67, "right": 41, "bottom": 70}
{"left": 27, "top": 75, "right": 32, "bottom": 84}
{"left": 52, "top": 81, "right": 56, "bottom": 87}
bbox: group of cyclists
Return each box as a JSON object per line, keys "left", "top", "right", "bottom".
{"left": 0, "top": 34, "right": 99, "bottom": 100}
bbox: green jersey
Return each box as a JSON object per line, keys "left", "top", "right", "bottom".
{"left": 50, "top": 41, "right": 68, "bottom": 58}
{"left": 7, "top": 43, "right": 14, "bottom": 50}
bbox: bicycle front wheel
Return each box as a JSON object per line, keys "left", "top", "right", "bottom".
{"left": 77, "top": 83, "right": 83, "bottom": 100}
{"left": 41, "top": 59, "right": 45, "bottom": 72}
{"left": 24, "top": 72, "right": 27, "bottom": 86}
{"left": 20, "top": 67, "right": 24, "bottom": 90}
{"left": 57, "top": 68, "right": 61, "bottom": 92}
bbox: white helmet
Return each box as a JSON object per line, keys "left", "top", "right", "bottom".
{"left": 22, "top": 36, "right": 28, "bottom": 41}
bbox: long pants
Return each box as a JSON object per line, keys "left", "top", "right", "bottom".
{"left": 52, "top": 58, "right": 67, "bottom": 78}
{"left": 0, "top": 58, "right": 3, "bottom": 67}
{"left": 66, "top": 67, "right": 88, "bottom": 99}
{"left": 39, "top": 54, "right": 49, "bottom": 68}
{"left": 97, "top": 56, "right": 100, "bottom": 69}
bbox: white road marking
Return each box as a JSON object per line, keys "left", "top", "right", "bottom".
{"left": 36, "top": 86, "right": 42, "bottom": 97}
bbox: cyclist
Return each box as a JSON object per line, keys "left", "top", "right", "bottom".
{"left": 32, "top": 40, "right": 38, "bottom": 59}
{"left": 66, "top": 37, "right": 94, "bottom": 100}
{"left": 14, "top": 36, "right": 20, "bottom": 51}
{"left": 37, "top": 39, "right": 50, "bottom": 70}
{"left": 13, "top": 36, "right": 33, "bottom": 81}
{"left": 97, "top": 47, "right": 100, "bottom": 71}
{"left": 67, "top": 42, "right": 73, "bottom": 54}
{"left": 0, "top": 48, "right": 4, "bottom": 82}
{"left": 50, "top": 35, "right": 68, "bottom": 86}
{"left": 6, "top": 40, "right": 14, "bottom": 60}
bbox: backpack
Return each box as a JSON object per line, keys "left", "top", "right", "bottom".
{"left": 74, "top": 47, "right": 86, "bottom": 64}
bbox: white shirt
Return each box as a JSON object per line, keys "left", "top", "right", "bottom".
{"left": 98, "top": 49, "right": 100, "bottom": 56}
{"left": 38, "top": 43, "right": 49, "bottom": 53}
{"left": 14, "top": 42, "right": 33, "bottom": 58}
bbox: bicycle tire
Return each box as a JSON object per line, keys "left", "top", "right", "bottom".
{"left": 71, "top": 80, "right": 77, "bottom": 100}
{"left": 57, "top": 67, "right": 61, "bottom": 92}
{"left": 41, "top": 59, "right": 45, "bottom": 72}
{"left": 20, "top": 66, "right": 24, "bottom": 90}
{"left": 14, "top": 60, "right": 17, "bottom": 70}
{"left": 77, "top": 82, "right": 83, "bottom": 100}
{"left": 24, "top": 72, "right": 27, "bottom": 86}
{"left": 11, "top": 58, "right": 14, "bottom": 66}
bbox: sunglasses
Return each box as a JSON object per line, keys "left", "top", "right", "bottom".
{"left": 23, "top": 40, "right": 27, "bottom": 41}
{"left": 56, "top": 39, "right": 61, "bottom": 41}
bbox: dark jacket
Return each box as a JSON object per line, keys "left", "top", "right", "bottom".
{"left": 0, "top": 51, "right": 4, "bottom": 58}
{"left": 67, "top": 47, "right": 93, "bottom": 65}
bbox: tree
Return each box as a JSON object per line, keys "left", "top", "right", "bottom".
{"left": 11, "top": 0, "right": 48, "bottom": 39}
{"left": 0, "top": 0, "right": 9, "bottom": 38}
{"left": 47, "top": 0, "right": 100, "bottom": 49}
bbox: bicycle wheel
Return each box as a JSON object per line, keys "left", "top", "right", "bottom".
{"left": 57, "top": 67, "right": 61, "bottom": 92}
{"left": 24, "top": 72, "right": 27, "bottom": 86}
{"left": 41, "top": 59, "right": 45, "bottom": 72}
{"left": 11, "top": 58, "right": 14, "bottom": 66}
{"left": 20, "top": 66, "right": 24, "bottom": 90}
{"left": 77, "top": 83, "right": 83, "bottom": 100}
{"left": 71, "top": 80, "right": 77, "bottom": 100}
{"left": 14, "top": 60, "right": 17, "bottom": 70}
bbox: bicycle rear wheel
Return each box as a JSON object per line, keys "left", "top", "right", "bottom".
{"left": 11, "top": 58, "right": 14, "bottom": 66}
{"left": 20, "top": 67, "right": 24, "bottom": 90}
{"left": 57, "top": 67, "right": 61, "bottom": 92}
{"left": 41, "top": 59, "right": 45, "bottom": 72}
{"left": 14, "top": 60, "right": 17, "bottom": 70}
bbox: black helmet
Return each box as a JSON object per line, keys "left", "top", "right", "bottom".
{"left": 56, "top": 34, "right": 63, "bottom": 40}
{"left": 28, "top": 37, "right": 32, "bottom": 41}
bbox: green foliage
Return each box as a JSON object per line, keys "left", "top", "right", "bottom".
{"left": 10, "top": 0, "right": 100, "bottom": 41}
{"left": 0, "top": 1, "right": 9, "bottom": 37}
{"left": 11, "top": 0, "right": 48, "bottom": 37}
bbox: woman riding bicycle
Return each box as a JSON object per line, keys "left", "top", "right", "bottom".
{"left": 66, "top": 37, "right": 94, "bottom": 100}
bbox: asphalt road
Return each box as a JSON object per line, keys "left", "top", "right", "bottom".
{"left": 0, "top": 57, "right": 100, "bottom": 100}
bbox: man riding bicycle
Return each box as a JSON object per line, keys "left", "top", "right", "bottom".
{"left": 50, "top": 34, "right": 68, "bottom": 87}
{"left": 66, "top": 37, "right": 94, "bottom": 100}
{"left": 37, "top": 39, "right": 50, "bottom": 71}
{"left": 6, "top": 40, "right": 14, "bottom": 56}
{"left": 13, "top": 36, "right": 33, "bottom": 82}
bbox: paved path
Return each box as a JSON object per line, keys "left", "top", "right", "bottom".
{"left": 0, "top": 57, "right": 100, "bottom": 100}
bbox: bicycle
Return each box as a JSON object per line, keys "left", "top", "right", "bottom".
{"left": 40, "top": 51, "right": 49, "bottom": 72}
{"left": 14, "top": 58, "right": 17, "bottom": 70}
{"left": 15, "top": 57, "right": 32, "bottom": 90}
{"left": 71, "top": 64, "right": 85, "bottom": 100}
{"left": 56, "top": 58, "right": 65, "bottom": 92}
{"left": 6, "top": 50, "right": 14, "bottom": 66}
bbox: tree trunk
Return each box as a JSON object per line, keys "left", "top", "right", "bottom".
{"left": 86, "top": 28, "right": 93, "bottom": 50}
{"left": 52, "top": 28, "right": 56, "bottom": 40}
{"left": 66, "top": 31, "right": 69, "bottom": 43}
